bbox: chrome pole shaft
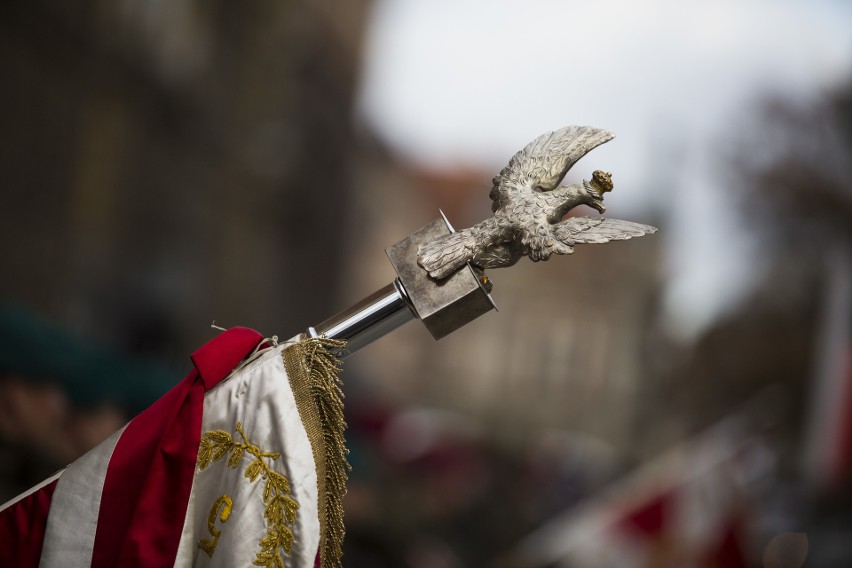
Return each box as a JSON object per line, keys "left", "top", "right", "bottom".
{"left": 308, "top": 279, "right": 417, "bottom": 358}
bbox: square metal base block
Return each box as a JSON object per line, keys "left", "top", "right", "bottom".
{"left": 386, "top": 217, "right": 495, "bottom": 339}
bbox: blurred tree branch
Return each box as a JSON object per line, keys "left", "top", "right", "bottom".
{"left": 725, "top": 85, "right": 852, "bottom": 248}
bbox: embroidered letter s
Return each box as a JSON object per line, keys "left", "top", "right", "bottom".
{"left": 199, "top": 494, "right": 233, "bottom": 557}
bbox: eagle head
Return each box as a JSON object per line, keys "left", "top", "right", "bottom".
{"left": 590, "top": 170, "right": 613, "bottom": 193}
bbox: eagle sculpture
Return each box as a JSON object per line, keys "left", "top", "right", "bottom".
{"left": 416, "top": 126, "right": 657, "bottom": 280}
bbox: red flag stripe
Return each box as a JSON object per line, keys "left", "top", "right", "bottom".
{"left": 90, "top": 369, "right": 200, "bottom": 568}
{"left": 91, "top": 327, "right": 263, "bottom": 568}
{"left": 0, "top": 477, "right": 60, "bottom": 568}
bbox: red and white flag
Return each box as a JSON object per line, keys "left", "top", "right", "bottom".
{"left": 0, "top": 327, "right": 347, "bottom": 568}
{"left": 513, "top": 417, "right": 770, "bottom": 568}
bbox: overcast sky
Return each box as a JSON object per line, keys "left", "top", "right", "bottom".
{"left": 356, "top": 0, "right": 852, "bottom": 337}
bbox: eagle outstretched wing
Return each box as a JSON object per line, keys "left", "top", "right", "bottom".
{"left": 417, "top": 124, "right": 658, "bottom": 280}
{"left": 489, "top": 126, "right": 615, "bottom": 212}
{"left": 552, "top": 217, "right": 658, "bottom": 252}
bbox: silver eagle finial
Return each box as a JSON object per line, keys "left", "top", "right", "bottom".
{"left": 416, "top": 126, "right": 657, "bottom": 280}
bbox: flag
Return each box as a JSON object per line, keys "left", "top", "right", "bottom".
{"left": 512, "top": 417, "right": 767, "bottom": 568}
{"left": 802, "top": 248, "right": 852, "bottom": 490}
{"left": 0, "top": 327, "right": 349, "bottom": 568}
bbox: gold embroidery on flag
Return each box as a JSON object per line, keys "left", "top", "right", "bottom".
{"left": 197, "top": 422, "right": 299, "bottom": 566}
{"left": 199, "top": 494, "right": 233, "bottom": 557}
{"left": 283, "top": 337, "right": 349, "bottom": 568}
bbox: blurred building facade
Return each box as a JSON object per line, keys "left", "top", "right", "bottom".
{"left": 0, "top": 0, "right": 371, "bottom": 364}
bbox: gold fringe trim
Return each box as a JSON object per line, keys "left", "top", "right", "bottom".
{"left": 283, "top": 336, "right": 349, "bottom": 568}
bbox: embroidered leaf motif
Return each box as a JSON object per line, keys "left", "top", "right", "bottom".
{"left": 207, "top": 430, "right": 232, "bottom": 444}
{"left": 228, "top": 446, "right": 244, "bottom": 468}
{"left": 245, "top": 459, "right": 263, "bottom": 482}
{"left": 197, "top": 421, "right": 300, "bottom": 567}
{"left": 198, "top": 443, "right": 214, "bottom": 471}
{"left": 211, "top": 444, "right": 229, "bottom": 462}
